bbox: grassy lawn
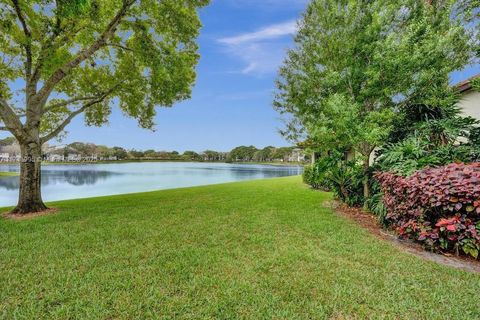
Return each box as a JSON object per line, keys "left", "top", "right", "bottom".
{"left": 0, "top": 171, "right": 18, "bottom": 177}
{"left": 1, "top": 176, "right": 479, "bottom": 319}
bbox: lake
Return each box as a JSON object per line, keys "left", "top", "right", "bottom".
{"left": 0, "top": 162, "right": 303, "bottom": 207}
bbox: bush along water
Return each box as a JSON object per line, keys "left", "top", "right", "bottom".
{"left": 375, "top": 163, "right": 480, "bottom": 258}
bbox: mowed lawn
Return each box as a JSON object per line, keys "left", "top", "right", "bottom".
{"left": 1, "top": 176, "right": 479, "bottom": 319}
{"left": 0, "top": 172, "right": 18, "bottom": 177}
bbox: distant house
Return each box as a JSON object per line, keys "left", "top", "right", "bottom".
{"left": 0, "top": 153, "right": 9, "bottom": 162}
{"left": 99, "top": 156, "right": 117, "bottom": 161}
{"left": 47, "top": 154, "right": 64, "bottom": 162}
{"left": 83, "top": 154, "right": 98, "bottom": 161}
{"left": 457, "top": 74, "right": 480, "bottom": 121}
{"left": 0, "top": 141, "right": 20, "bottom": 158}
{"left": 67, "top": 154, "right": 82, "bottom": 162}
{"left": 287, "top": 148, "right": 306, "bottom": 162}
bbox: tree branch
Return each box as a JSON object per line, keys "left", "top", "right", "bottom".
{"left": 43, "top": 95, "right": 105, "bottom": 114}
{"left": 40, "top": 82, "right": 123, "bottom": 143}
{"left": 107, "top": 43, "right": 135, "bottom": 52}
{"left": 40, "top": 99, "right": 103, "bottom": 144}
{"left": 11, "top": 0, "right": 31, "bottom": 38}
{"left": 33, "top": 0, "right": 137, "bottom": 108}
{"left": 11, "top": 0, "right": 33, "bottom": 102}
{"left": 31, "top": 21, "right": 61, "bottom": 85}
{"left": 0, "top": 96, "right": 25, "bottom": 140}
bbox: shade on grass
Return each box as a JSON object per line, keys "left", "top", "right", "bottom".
{"left": 1, "top": 176, "right": 479, "bottom": 319}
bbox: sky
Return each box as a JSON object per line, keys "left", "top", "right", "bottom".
{"left": 1, "top": 0, "right": 479, "bottom": 152}
{"left": 62, "top": 0, "right": 310, "bottom": 152}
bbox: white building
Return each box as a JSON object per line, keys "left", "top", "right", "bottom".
{"left": 0, "top": 153, "right": 9, "bottom": 162}
{"left": 287, "top": 148, "right": 306, "bottom": 162}
{"left": 47, "top": 154, "right": 64, "bottom": 162}
{"left": 0, "top": 142, "right": 20, "bottom": 157}
{"left": 67, "top": 154, "right": 82, "bottom": 162}
{"left": 457, "top": 74, "right": 480, "bottom": 121}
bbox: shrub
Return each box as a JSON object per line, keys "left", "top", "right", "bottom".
{"left": 302, "top": 154, "right": 339, "bottom": 191}
{"left": 327, "top": 161, "right": 365, "bottom": 206}
{"left": 303, "top": 165, "right": 322, "bottom": 190}
{"left": 376, "top": 136, "right": 480, "bottom": 176}
{"left": 303, "top": 154, "right": 365, "bottom": 206}
{"left": 303, "top": 164, "right": 314, "bottom": 184}
{"left": 375, "top": 163, "right": 480, "bottom": 258}
{"left": 364, "top": 192, "right": 388, "bottom": 225}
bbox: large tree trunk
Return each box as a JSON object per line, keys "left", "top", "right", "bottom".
{"left": 11, "top": 141, "right": 48, "bottom": 214}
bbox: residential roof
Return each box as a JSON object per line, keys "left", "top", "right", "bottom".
{"left": 456, "top": 74, "right": 480, "bottom": 93}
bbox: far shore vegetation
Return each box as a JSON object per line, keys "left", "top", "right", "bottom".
{"left": 0, "top": 138, "right": 308, "bottom": 164}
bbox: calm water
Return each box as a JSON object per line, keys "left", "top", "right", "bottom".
{"left": 0, "top": 162, "right": 302, "bottom": 206}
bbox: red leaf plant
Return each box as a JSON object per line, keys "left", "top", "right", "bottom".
{"left": 375, "top": 163, "right": 480, "bottom": 258}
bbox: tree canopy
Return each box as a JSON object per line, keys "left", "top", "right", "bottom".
{"left": 0, "top": 0, "right": 209, "bottom": 213}
{"left": 0, "top": 0, "right": 209, "bottom": 143}
{"left": 274, "top": 0, "right": 478, "bottom": 159}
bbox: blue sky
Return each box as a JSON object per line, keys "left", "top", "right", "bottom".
{"left": 1, "top": 0, "right": 478, "bottom": 152}
{"left": 62, "top": 0, "right": 310, "bottom": 152}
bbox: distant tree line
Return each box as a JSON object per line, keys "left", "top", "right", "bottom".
{"left": 228, "top": 146, "right": 300, "bottom": 162}
{"left": 0, "top": 137, "right": 15, "bottom": 147}
{"left": 0, "top": 138, "right": 307, "bottom": 163}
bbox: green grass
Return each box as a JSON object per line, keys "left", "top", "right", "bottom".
{"left": 1, "top": 176, "right": 479, "bottom": 319}
{"left": 0, "top": 171, "right": 18, "bottom": 177}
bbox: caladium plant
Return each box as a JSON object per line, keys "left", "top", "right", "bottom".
{"left": 375, "top": 163, "right": 480, "bottom": 258}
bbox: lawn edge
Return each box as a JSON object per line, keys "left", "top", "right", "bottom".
{"left": 330, "top": 200, "right": 480, "bottom": 273}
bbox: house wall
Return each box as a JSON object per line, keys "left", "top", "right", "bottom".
{"left": 458, "top": 90, "right": 480, "bottom": 121}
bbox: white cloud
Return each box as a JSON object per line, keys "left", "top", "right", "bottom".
{"left": 228, "top": 0, "right": 308, "bottom": 11}
{"left": 218, "top": 21, "right": 297, "bottom": 45}
{"left": 217, "top": 21, "right": 298, "bottom": 75}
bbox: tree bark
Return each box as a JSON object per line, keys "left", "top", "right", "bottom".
{"left": 362, "top": 151, "right": 372, "bottom": 199}
{"left": 363, "top": 165, "right": 370, "bottom": 199}
{"left": 11, "top": 141, "right": 48, "bottom": 214}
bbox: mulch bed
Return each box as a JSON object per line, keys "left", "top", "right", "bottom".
{"left": 2, "top": 208, "right": 58, "bottom": 220}
{"left": 326, "top": 201, "right": 480, "bottom": 273}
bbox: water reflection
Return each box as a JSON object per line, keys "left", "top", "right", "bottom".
{"left": 44, "top": 170, "right": 119, "bottom": 186}
{"left": 0, "top": 176, "right": 19, "bottom": 191}
{"left": 0, "top": 162, "right": 302, "bottom": 206}
{"left": 0, "top": 170, "right": 119, "bottom": 190}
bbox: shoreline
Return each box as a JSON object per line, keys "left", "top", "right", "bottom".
{"left": 0, "top": 159, "right": 306, "bottom": 166}
{"left": 0, "top": 175, "right": 303, "bottom": 209}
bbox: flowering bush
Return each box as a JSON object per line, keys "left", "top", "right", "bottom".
{"left": 375, "top": 163, "right": 480, "bottom": 258}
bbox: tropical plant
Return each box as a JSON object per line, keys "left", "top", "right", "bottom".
{"left": 376, "top": 102, "right": 480, "bottom": 176}
{"left": 364, "top": 192, "right": 387, "bottom": 225}
{"left": 302, "top": 153, "right": 339, "bottom": 191}
{"left": 326, "top": 161, "right": 365, "bottom": 207}
{"left": 375, "top": 163, "right": 480, "bottom": 258}
{"left": 304, "top": 153, "right": 365, "bottom": 206}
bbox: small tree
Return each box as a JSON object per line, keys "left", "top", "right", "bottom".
{"left": 274, "top": 0, "right": 476, "bottom": 197}
{"left": 0, "top": 0, "right": 208, "bottom": 213}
